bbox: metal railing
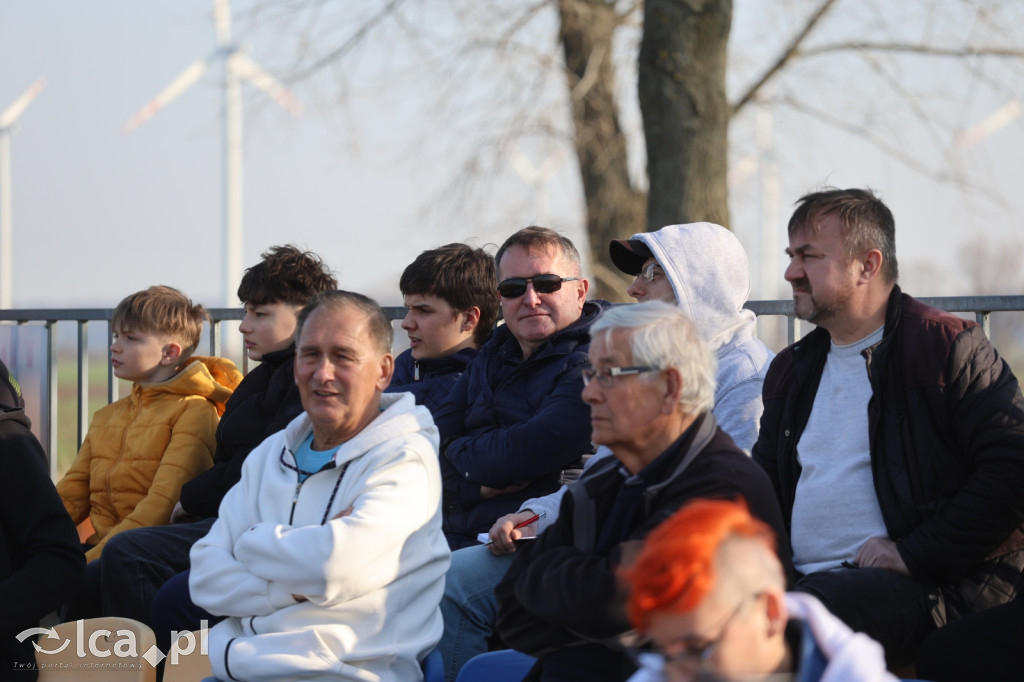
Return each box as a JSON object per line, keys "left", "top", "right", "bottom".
{"left": 2, "top": 298, "right": 1022, "bottom": 478}
{"left": 0, "top": 306, "right": 407, "bottom": 478}
{"left": 745, "top": 295, "right": 1024, "bottom": 345}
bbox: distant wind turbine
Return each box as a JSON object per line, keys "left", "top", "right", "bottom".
{"left": 505, "top": 142, "right": 564, "bottom": 221}
{"left": 0, "top": 78, "right": 45, "bottom": 309}
{"left": 124, "top": 0, "right": 302, "bottom": 308}
{"left": 955, "top": 98, "right": 1022, "bottom": 149}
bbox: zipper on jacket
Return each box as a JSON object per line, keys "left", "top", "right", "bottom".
{"left": 288, "top": 480, "right": 303, "bottom": 526}
{"left": 106, "top": 387, "right": 142, "bottom": 513}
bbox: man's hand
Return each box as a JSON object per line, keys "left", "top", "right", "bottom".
{"left": 488, "top": 510, "right": 538, "bottom": 556}
{"left": 332, "top": 506, "right": 354, "bottom": 521}
{"left": 169, "top": 501, "right": 198, "bottom": 524}
{"left": 613, "top": 539, "right": 646, "bottom": 590}
{"left": 853, "top": 537, "right": 911, "bottom": 576}
{"left": 480, "top": 482, "right": 528, "bottom": 500}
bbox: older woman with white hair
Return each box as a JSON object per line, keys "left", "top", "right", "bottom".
{"left": 493, "top": 301, "right": 792, "bottom": 682}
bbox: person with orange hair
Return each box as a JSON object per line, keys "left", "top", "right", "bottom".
{"left": 624, "top": 498, "right": 894, "bottom": 682}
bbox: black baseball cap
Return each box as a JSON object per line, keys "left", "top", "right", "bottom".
{"left": 609, "top": 238, "right": 654, "bottom": 276}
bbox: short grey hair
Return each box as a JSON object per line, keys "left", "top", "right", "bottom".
{"left": 295, "top": 290, "right": 393, "bottom": 355}
{"left": 591, "top": 301, "right": 716, "bottom": 414}
{"left": 495, "top": 226, "right": 582, "bottom": 278}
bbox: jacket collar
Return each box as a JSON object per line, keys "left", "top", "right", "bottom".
{"left": 410, "top": 346, "right": 477, "bottom": 379}
{"left": 493, "top": 299, "right": 608, "bottom": 361}
{"left": 260, "top": 344, "right": 296, "bottom": 367}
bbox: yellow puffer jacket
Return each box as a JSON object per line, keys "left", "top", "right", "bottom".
{"left": 57, "top": 356, "right": 242, "bottom": 562}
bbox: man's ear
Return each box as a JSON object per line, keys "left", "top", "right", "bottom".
{"left": 661, "top": 367, "right": 684, "bottom": 414}
{"left": 161, "top": 343, "right": 183, "bottom": 366}
{"left": 461, "top": 306, "right": 481, "bottom": 333}
{"left": 577, "top": 278, "right": 590, "bottom": 306}
{"left": 860, "top": 249, "right": 884, "bottom": 283}
{"left": 377, "top": 353, "right": 395, "bottom": 391}
{"left": 763, "top": 587, "right": 787, "bottom": 638}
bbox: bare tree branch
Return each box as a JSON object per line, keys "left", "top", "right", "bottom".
{"left": 777, "top": 94, "right": 1008, "bottom": 209}
{"left": 731, "top": 0, "right": 840, "bottom": 116}
{"left": 288, "top": 0, "right": 413, "bottom": 83}
{"left": 799, "top": 42, "right": 1024, "bottom": 60}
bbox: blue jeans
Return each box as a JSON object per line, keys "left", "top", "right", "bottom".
{"left": 98, "top": 518, "right": 216, "bottom": 625}
{"left": 152, "top": 568, "right": 222, "bottom": 655}
{"left": 437, "top": 545, "right": 515, "bottom": 682}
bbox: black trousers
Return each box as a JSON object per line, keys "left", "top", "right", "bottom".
{"left": 795, "top": 566, "right": 939, "bottom": 668}
{"left": 916, "top": 593, "right": 1024, "bottom": 682}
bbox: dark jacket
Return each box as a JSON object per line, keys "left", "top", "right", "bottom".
{"left": 753, "top": 287, "right": 1024, "bottom": 588}
{"left": 495, "top": 414, "right": 791, "bottom": 681}
{"left": 178, "top": 346, "right": 302, "bottom": 519}
{"left": 387, "top": 347, "right": 477, "bottom": 416}
{"left": 0, "top": 371, "right": 84, "bottom": 679}
{"left": 434, "top": 301, "right": 606, "bottom": 549}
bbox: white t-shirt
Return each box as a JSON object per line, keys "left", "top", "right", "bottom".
{"left": 791, "top": 326, "right": 888, "bottom": 575}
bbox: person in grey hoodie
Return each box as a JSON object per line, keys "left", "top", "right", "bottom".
{"left": 437, "top": 223, "right": 774, "bottom": 681}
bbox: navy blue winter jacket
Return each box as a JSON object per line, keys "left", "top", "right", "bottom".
{"left": 387, "top": 347, "right": 477, "bottom": 416}
{"left": 434, "top": 300, "right": 606, "bottom": 549}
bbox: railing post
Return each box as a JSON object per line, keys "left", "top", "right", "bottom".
{"left": 977, "top": 311, "right": 991, "bottom": 338}
{"left": 788, "top": 315, "right": 801, "bottom": 345}
{"left": 77, "top": 320, "right": 89, "bottom": 450}
{"left": 209, "top": 318, "right": 221, "bottom": 357}
{"left": 46, "top": 320, "right": 58, "bottom": 479}
{"left": 107, "top": 323, "right": 118, "bottom": 405}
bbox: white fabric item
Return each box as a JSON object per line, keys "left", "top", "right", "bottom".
{"left": 791, "top": 327, "right": 887, "bottom": 574}
{"left": 785, "top": 592, "right": 898, "bottom": 682}
{"left": 190, "top": 392, "right": 451, "bottom": 682}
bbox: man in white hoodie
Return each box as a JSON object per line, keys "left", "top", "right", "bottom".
{"left": 437, "top": 223, "right": 774, "bottom": 681}
{"left": 189, "top": 291, "right": 451, "bottom": 682}
{"left": 624, "top": 498, "right": 894, "bottom": 682}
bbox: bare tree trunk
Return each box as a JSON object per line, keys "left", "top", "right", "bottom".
{"left": 639, "top": 0, "right": 732, "bottom": 230}
{"left": 558, "top": 0, "right": 645, "bottom": 301}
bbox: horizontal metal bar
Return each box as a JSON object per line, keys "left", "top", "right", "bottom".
{"left": 0, "top": 306, "right": 412, "bottom": 323}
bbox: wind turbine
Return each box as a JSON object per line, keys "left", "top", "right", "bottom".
{"left": 955, "top": 98, "right": 1022, "bottom": 149}
{"left": 505, "top": 141, "right": 564, "bottom": 222}
{"left": 124, "top": 0, "right": 302, "bottom": 309}
{"left": 0, "top": 78, "right": 45, "bottom": 310}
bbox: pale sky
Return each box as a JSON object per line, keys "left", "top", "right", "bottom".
{"left": 2, "top": 0, "right": 1023, "bottom": 314}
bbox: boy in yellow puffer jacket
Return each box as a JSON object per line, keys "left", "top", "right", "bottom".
{"left": 56, "top": 285, "right": 242, "bottom": 566}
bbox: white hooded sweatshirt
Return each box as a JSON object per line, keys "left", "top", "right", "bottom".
{"left": 190, "top": 392, "right": 451, "bottom": 681}
{"left": 629, "top": 222, "right": 772, "bottom": 452}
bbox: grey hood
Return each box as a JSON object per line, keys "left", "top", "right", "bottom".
{"left": 630, "top": 222, "right": 757, "bottom": 352}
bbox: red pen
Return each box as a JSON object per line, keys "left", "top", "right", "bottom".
{"left": 513, "top": 511, "right": 546, "bottom": 530}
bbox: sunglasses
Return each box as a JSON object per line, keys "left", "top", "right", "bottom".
{"left": 497, "top": 274, "right": 580, "bottom": 299}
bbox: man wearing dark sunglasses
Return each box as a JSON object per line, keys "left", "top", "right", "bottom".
{"left": 432, "top": 226, "right": 605, "bottom": 551}
{"left": 437, "top": 222, "right": 775, "bottom": 681}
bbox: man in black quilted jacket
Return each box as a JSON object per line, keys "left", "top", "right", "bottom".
{"left": 752, "top": 187, "right": 1024, "bottom": 667}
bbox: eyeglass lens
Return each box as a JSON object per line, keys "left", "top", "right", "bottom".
{"left": 498, "top": 274, "right": 567, "bottom": 298}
